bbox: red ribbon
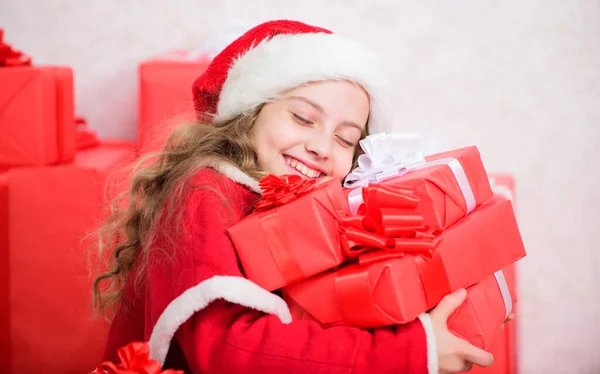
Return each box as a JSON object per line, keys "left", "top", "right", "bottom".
{"left": 332, "top": 184, "right": 453, "bottom": 327}
{"left": 340, "top": 184, "right": 437, "bottom": 259}
{"left": 92, "top": 342, "right": 183, "bottom": 374}
{"left": 0, "top": 29, "right": 32, "bottom": 67}
{"left": 254, "top": 174, "right": 318, "bottom": 212}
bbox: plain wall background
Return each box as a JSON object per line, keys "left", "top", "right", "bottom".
{"left": 2, "top": 1, "right": 599, "bottom": 372}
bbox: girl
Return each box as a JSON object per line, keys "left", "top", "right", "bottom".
{"left": 94, "top": 20, "right": 494, "bottom": 373}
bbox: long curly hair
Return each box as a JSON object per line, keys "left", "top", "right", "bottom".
{"left": 92, "top": 105, "right": 367, "bottom": 318}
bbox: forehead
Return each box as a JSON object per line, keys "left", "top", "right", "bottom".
{"left": 279, "top": 80, "right": 370, "bottom": 124}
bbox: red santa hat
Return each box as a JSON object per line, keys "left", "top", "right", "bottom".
{"left": 192, "top": 20, "right": 391, "bottom": 133}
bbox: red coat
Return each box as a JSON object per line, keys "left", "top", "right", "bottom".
{"left": 102, "top": 161, "right": 438, "bottom": 373}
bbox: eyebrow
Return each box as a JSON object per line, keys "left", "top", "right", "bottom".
{"left": 285, "top": 96, "right": 365, "bottom": 132}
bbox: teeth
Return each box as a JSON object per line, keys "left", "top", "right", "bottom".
{"left": 285, "top": 156, "right": 322, "bottom": 179}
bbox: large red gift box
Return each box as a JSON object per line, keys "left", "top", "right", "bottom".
{"left": 228, "top": 177, "right": 349, "bottom": 291}
{"left": 447, "top": 265, "right": 517, "bottom": 350}
{"left": 0, "top": 142, "right": 135, "bottom": 374}
{"left": 347, "top": 146, "right": 493, "bottom": 231}
{"left": 230, "top": 146, "right": 494, "bottom": 291}
{"left": 283, "top": 196, "right": 526, "bottom": 328}
{"left": 0, "top": 66, "right": 75, "bottom": 168}
{"left": 138, "top": 51, "right": 210, "bottom": 153}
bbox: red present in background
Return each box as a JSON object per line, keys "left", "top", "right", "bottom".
{"left": 0, "top": 66, "right": 75, "bottom": 168}
{"left": 346, "top": 146, "right": 494, "bottom": 232}
{"left": 138, "top": 51, "right": 210, "bottom": 154}
{"left": 471, "top": 174, "right": 518, "bottom": 374}
{"left": 228, "top": 177, "right": 350, "bottom": 291}
{"left": 0, "top": 141, "right": 135, "bottom": 374}
{"left": 283, "top": 196, "right": 526, "bottom": 328}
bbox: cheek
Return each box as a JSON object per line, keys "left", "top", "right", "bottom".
{"left": 253, "top": 120, "right": 299, "bottom": 163}
{"left": 262, "top": 124, "right": 301, "bottom": 151}
{"left": 331, "top": 151, "right": 355, "bottom": 180}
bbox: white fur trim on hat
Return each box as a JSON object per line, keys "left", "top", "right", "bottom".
{"left": 217, "top": 32, "right": 392, "bottom": 133}
{"left": 148, "top": 275, "right": 291, "bottom": 365}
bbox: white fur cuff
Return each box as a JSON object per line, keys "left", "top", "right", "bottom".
{"left": 418, "top": 313, "right": 439, "bottom": 374}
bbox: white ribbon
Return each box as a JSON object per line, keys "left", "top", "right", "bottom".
{"left": 344, "top": 132, "right": 426, "bottom": 189}
{"left": 493, "top": 270, "right": 513, "bottom": 319}
{"left": 344, "top": 133, "right": 477, "bottom": 216}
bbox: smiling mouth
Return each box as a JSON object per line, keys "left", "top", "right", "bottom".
{"left": 283, "top": 155, "right": 324, "bottom": 179}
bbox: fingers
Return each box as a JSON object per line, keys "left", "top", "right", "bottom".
{"left": 440, "top": 356, "right": 474, "bottom": 373}
{"left": 431, "top": 288, "right": 467, "bottom": 321}
{"left": 458, "top": 339, "right": 494, "bottom": 368}
{"left": 460, "top": 362, "right": 474, "bottom": 372}
{"left": 502, "top": 312, "right": 516, "bottom": 328}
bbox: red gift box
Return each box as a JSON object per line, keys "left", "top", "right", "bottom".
{"left": 346, "top": 146, "right": 493, "bottom": 231}
{"left": 138, "top": 51, "right": 210, "bottom": 153}
{"left": 0, "top": 66, "right": 75, "bottom": 168}
{"left": 448, "top": 266, "right": 517, "bottom": 350}
{"left": 472, "top": 174, "right": 518, "bottom": 374}
{"left": 283, "top": 196, "right": 526, "bottom": 328}
{"left": 228, "top": 177, "right": 350, "bottom": 291}
{"left": 0, "top": 141, "right": 135, "bottom": 374}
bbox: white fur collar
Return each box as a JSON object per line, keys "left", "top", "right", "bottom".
{"left": 203, "top": 159, "right": 262, "bottom": 194}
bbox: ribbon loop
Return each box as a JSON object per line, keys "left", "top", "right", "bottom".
{"left": 344, "top": 132, "right": 426, "bottom": 188}
{"left": 340, "top": 183, "right": 438, "bottom": 260}
{"left": 254, "top": 175, "right": 317, "bottom": 212}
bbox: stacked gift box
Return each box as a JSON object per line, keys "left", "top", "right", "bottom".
{"left": 469, "top": 175, "right": 518, "bottom": 374}
{"left": 228, "top": 134, "right": 526, "bottom": 372}
{"left": 0, "top": 29, "right": 139, "bottom": 374}
{"left": 1, "top": 28, "right": 212, "bottom": 373}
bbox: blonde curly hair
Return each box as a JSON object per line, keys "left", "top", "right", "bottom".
{"left": 92, "top": 105, "right": 366, "bottom": 318}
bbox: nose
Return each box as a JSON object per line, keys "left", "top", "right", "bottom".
{"left": 305, "top": 133, "right": 333, "bottom": 160}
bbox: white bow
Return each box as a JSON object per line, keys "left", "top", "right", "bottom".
{"left": 343, "top": 132, "right": 426, "bottom": 188}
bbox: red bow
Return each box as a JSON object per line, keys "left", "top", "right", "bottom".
{"left": 254, "top": 174, "right": 318, "bottom": 212}
{"left": 93, "top": 342, "right": 183, "bottom": 374}
{"left": 0, "top": 29, "right": 32, "bottom": 67}
{"left": 340, "top": 184, "right": 438, "bottom": 261}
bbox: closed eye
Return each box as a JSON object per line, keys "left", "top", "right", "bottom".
{"left": 292, "top": 113, "right": 313, "bottom": 125}
{"left": 336, "top": 135, "right": 355, "bottom": 147}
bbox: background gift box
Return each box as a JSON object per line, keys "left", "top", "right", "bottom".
{"left": 0, "top": 141, "right": 135, "bottom": 374}
{"left": 0, "top": 66, "right": 75, "bottom": 168}
{"left": 138, "top": 51, "right": 210, "bottom": 154}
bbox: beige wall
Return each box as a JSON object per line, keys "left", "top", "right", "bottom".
{"left": 2, "top": 1, "right": 599, "bottom": 372}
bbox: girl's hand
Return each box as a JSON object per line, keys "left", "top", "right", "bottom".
{"left": 430, "top": 289, "right": 495, "bottom": 373}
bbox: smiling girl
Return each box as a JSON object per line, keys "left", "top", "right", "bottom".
{"left": 93, "top": 20, "right": 493, "bottom": 374}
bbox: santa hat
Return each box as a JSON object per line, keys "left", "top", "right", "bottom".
{"left": 192, "top": 20, "right": 391, "bottom": 133}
